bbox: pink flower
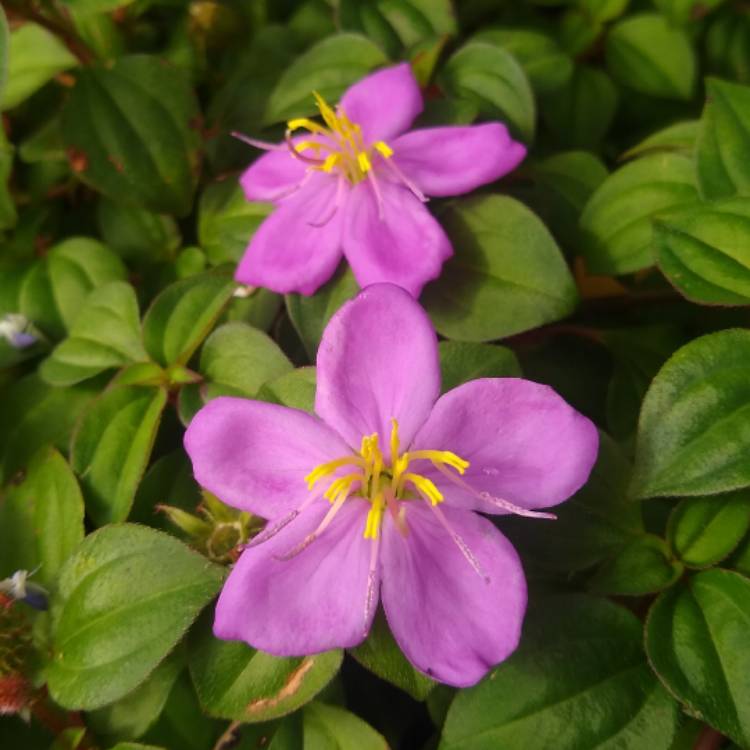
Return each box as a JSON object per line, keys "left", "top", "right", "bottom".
{"left": 234, "top": 63, "right": 526, "bottom": 297}
{"left": 184, "top": 285, "right": 598, "bottom": 686}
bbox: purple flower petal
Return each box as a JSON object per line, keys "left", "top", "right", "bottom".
{"left": 342, "top": 180, "right": 452, "bottom": 297}
{"left": 184, "top": 397, "right": 351, "bottom": 518}
{"left": 380, "top": 503, "right": 526, "bottom": 687}
{"left": 235, "top": 172, "right": 346, "bottom": 295}
{"left": 214, "top": 499, "right": 377, "bottom": 654}
{"left": 339, "top": 63, "right": 423, "bottom": 142}
{"left": 240, "top": 148, "right": 308, "bottom": 203}
{"left": 412, "top": 379, "right": 599, "bottom": 513}
{"left": 391, "top": 123, "right": 526, "bottom": 197}
{"left": 315, "top": 283, "right": 440, "bottom": 456}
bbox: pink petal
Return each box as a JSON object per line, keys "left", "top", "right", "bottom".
{"left": 214, "top": 499, "right": 377, "bottom": 654}
{"left": 380, "top": 503, "right": 526, "bottom": 687}
{"left": 315, "top": 283, "right": 440, "bottom": 457}
{"left": 342, "top": 179, "right": 453, "bottom": 297}
{"left": 391, "top": 123, "right": 526, "bottom": 197}
{"left": 235, "top": 172, "right": 346, "bottom": 295}
{"left": 240, "top": 148, "right": 308, "bottom": 203}
{"left": 184, "top": 396, "right": 351, "bottom": 519}
{"left": 412, "top": 378, "right": 599, "bottom": 513}
{"left": 339, "top": 63, "right": 423, "bottom": 142}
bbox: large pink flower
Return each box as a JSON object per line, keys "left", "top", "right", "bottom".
{"left": 235, "top": 64, "right": 526, "bottom": 297}
{"left": 184, "top": 285, "right": 598, "bottom": 687}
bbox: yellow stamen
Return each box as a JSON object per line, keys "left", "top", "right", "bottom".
{"left": 287, "top": 118, "right": 328, "bottom": 136}
{"left": 357, "top": 152, "right": 372, "bottom": 173}
{"left": 364, "top": 493, "right": 385, "bottom": 539}
{"left": 312, "top": 91, "right": 340, "bottom": 132}
{"left": 324, "top": 473, "right": 363, "bottom": 504}
{"left": 403, "top": 473, "right": 444, "bottom": 506}
{"left": 408, "top": 450, "right": 469, "bottom": 474}
{"left": 374, "top": 141, "right": 393, "bottom": 158}
{"left": 305, "top": 456, "right": 363, "bottom": 490}
{"left": 321, "top": 153, "right": 340, "bottom": 172}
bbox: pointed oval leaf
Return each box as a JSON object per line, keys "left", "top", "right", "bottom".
{"left": 61, "top": 55, "right": 201, "bottom": 216}
{"left": 646, "top": 569, "right": 750, "bottom": 747}
{"left": 71, "top": 385, "right": 168, "bottom": 525}
{"left": 440, "top": 595, "right": 678, "bottom": 750}
{"left": 47, "top": 524, "right": 224, "bottom": 710}
{"left": 189, "top": 611, "right": 342, "bottom": 722}
{"left": 0, "top": 447, "right": 84, "bottom": 588}
{"left": 264, "top": 34, "right": 387, "bottom": 124}
{"left": 632, "top": 329, "right": 750, "bottom": 499}
{"left": 40, "top": 282, "right": 146, "bottom": 386}
{"left": 422, "top": 195, "right": 577, "bottom": 341}
{"left": 438, "top": 341, "right": 521, "bottom": 393}
{"left": 439, "top": 41, "right": 535, "bottom": 142}
{"left": 580, "top": 153, "right": 699, "bottom": 274}
{"left": 142, "top": 271, "right": 235, "bottom": 367}
{"left": 668, "top": 492, "right": 750, "bottom": 568}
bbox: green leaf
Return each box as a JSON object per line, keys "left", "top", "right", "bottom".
{"left": 285, "top": 267, "right": 358, "bottom": 359}
{"left": 71, "top": 385, "right": 168, "bottom": 525}
{"left": 189, "top": 611, "right": 342, "bottom": 722}
{"left": 509, "top": 150, "right": 608, "bottom": 251}
{"left": 0, "top": 5, "right": 8, "bottom": 108}
{"left": 503, "top": 432, "right": 644, "bottom": 573}
{"left": 264, "top": 34, "right": 387, "bottom": 125}
{"left": 473, "top": 28, "right": 573, "bottom": 94}
{"left": 668, "top": 492, "right": 750, "bottom": 568}
{"left": 541, "top": 65, "right": 617, "bottom": 149}
{"left": 622, "top": 120, "right": 699, "bottom": 160}
{"left": 3, "top": 23, "right": 77, "bottom": 111}
{"left": 0, "top": 126, "right": 17, "bottom": 232}
{"left": 351, "top": 611, "right": 434, "bottom": 701}
{"left": 257, "top": 367, "right": 317, "bottom": 413}
{"left": 439, "top": 41, "right": 535, "bottom": 142}
{"left": 646, "top": 569, "right": 750, "bottom": 747}
{"left": 0, "top": 447, "right": 84, "bottom": 588}
{"left": 440, "top": 595, "right": 678, "bottom": 750}
{"left": 588, "top": 535, "right": 683, "bottom": 596}
{"left": 653, "top": 0, "right": 727, "bottom": 25}
{"left": 606, "top": 14, "right": 695, "bottom": 100}
{"left": 303, "top": 702, "right": 387, "bottom": 750}
{"left": 0, "top": 374, "right": 99, "bottom": 485}
{"left": 47, "top": 524, "right": 224, "bottom": 710}
{"left": 61, "top": 0, "right": 137, "bottom": 14}
{"left": 50, "top": 728, "right": 86, "bottom": 750}
{"left": 578, "top": 0, "right": 630, "bottom": 22}
{"left": 198, "top": 181, "right": 272, "bottom": 267}
{"left": 40, "top": 282, "right": 146, "bottom": 387}
{"left": 632, "top": 329, "right": 750, "bottom": 499}
{"left": 696, "top": 78, "right": 750, "bottom": 202}
{"left": 61, "top": 55, "right": 201, "bottom": 216}
{"left": 339, "top": 0, "right": 456, "bottom": 56}
{"left": 199, "top": 322, "right": 292, "bottom": 399}
{"left": 97, "top": 198, "right": 180, "bottom": 263}
{"left": 142, "top": 271, "right": 235, "bottom": 367}
{"left": 706, "top": 10, "right": 750, "bottom": 86}
{"left": 438, "top": 341, "right": 521, "bottom": 393}
{"left": 87, "top": 649, "right": 184, "bottom": 743}
{"left": 422, "top": 195, "right": 577, "bottom": 341}
{"left": 655, "top": 198, "right": 750, "bottom": 304}
{"left": 579, "top": 153, "right": 699, "bottom": 274}
{"left": 109, "top": 744, "right": 166, "bottom": 750}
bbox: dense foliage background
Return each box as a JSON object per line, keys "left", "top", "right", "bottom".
{"left": 1, "top": 0, "right": 750, "bottom": 748}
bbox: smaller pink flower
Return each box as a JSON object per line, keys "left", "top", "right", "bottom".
{"left": 235, "top": 63, "right": 526, "bottom": 297}
{"left": 185, "top": 284, "right": 598, "bottom": 687}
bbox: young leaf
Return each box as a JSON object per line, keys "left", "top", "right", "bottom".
{"left": 40, "top": 282, "right": 146, "bottom": 387}
{"left": 47, "top": 524, "right": 224, "bottom": 710}
{"left": 303, "top": 702, "right": 387, "bottom": 750}
{"left": 646, "top": 569, "right": 750, "bottom": 747}
{"left": 423, "top": 195, "right": 577, "bottom": 341}
{"left": 71, "top": 385, "right": 168, "bottom": 525}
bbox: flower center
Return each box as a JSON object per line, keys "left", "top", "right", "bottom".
{"left": 286, "top": 92, "right": 394, "bottom": 185}
{"left": 305, "top": 419, "right": 469, "bottom": 540}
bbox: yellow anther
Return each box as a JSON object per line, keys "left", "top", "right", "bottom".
{"left": 321, "top": 153, "right": 340, "bottom": 172}
{"left": 374, "top": 141, "right": 394, "bottom": 158}
{"left": 324, "top": 473, "right": 363, "bottom": 504}
{"left": 390, "top": 419, "right": 400, "bottom": 464}
{"left": 287, "top": 118, "right": 328, "bottom": 135}
{"left": 357, "top": 152, "right": 372, "bottom": 173}
{"left": 403, "top": 473, "right": 444, "bottom": 506}
{"left": 305, "top": 456, "right": 363, "bottom": 490}
{"left": 312, "top": 91, "right": 340, "bottom": 132}
{"left": 409, "top": 450, "right": 470, "bottom": 475}
{"left": 293, "top": 140, "right": 324, "bottom": 154}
